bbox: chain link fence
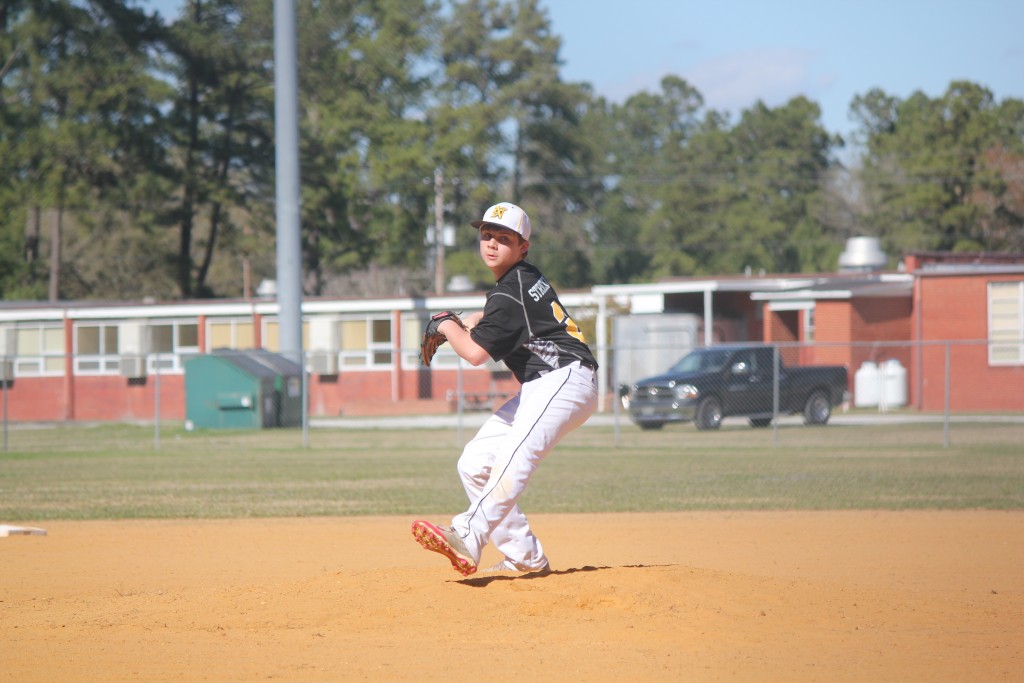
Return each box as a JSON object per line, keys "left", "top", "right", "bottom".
{"left": 2, "top": 340, "right": 1023, "bottom": 453}
{"left": 608, "top": 339, "right": 1024, "bottom": 448}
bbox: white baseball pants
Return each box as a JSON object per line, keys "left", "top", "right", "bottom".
{"left": 451, "top": 361, "right": 597, "bottom": 568}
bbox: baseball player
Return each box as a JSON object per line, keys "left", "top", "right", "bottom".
{"left": 412, "top": 201, "right": 599, "bottom": 576}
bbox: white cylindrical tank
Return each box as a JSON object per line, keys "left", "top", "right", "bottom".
{"left": 854, "top": 361, "right": 879, "bottom": 407}
{"left": 879, "top": 359, "right": 907, "bottom": 410}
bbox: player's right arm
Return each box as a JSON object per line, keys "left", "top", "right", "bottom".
{"left": 437, "top": 319, "right": 492, "bottom": 366}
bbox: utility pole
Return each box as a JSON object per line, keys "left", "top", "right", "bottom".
{"left": 48, "top": 208, "right": 62, "bottom": 301}
{"left": 434, "top": 167, "right": 445, "bottom": 295}
{"left": 273, "top": 0, "right": 303, "bottom": 365}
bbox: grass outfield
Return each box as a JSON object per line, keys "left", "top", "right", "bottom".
{"left": 1, "top": 422, "right": 1022, "bottom": 520}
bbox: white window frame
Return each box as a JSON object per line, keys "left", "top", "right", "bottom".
{"left": 148, "top": 319, "right": 200, "bottom": 374}
{"left": 73, "top": 321, "right": 121, "bottom": 375}
{"left": 338, "top": 315, "right": 394, "bottom": 370}
{"left": 12, "top": 323, "right": 66, "bottom": 377}
{"left": 401, "top": 313, "right": 460, "bottom": 368}
{"left": 260, "top": 318, "right": 311, "bottom": 354}
{"left": 803, "top": 307, "right": 816, "bottom": 343}
{"left": 988, "top": 281, "right": 1024, "bottom": 365}
{"left": 206, "top": 317, "right": 257, "bottom": 351}
{"left": 399, "top": 313, "right": 504, "bottom": 371}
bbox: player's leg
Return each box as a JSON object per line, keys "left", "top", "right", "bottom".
{"left": 453, "top": 363, "right": 597, "bottom": 562}
{"left": 456, "top": 396, "right": 517, "bottom": 502}
{"left": 486, "top": 509, "right": 548, "bottom": 571}
{"left": 455, "top": 396, "right": 547, "bottom": 569}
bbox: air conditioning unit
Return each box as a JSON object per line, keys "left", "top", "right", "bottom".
{"left": 308, "top": 351, "right": 338, "bottom": 375}
{"left": 120, "top": 355, "right": 147, "bottom": 378}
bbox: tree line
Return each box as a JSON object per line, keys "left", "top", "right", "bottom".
{"left": 2, "top": 0, "right": 1022, "bottom": 302}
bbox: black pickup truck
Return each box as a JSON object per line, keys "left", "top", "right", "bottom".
{"left": 626, "top": 345, "right": 849, "bottom": 430}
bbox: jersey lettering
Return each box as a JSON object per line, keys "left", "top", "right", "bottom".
{"left": 528, "top": 277, "right": 551, "bottom": 302}
{"left": 550, "top": 301, "right": 586, "bottom": 343}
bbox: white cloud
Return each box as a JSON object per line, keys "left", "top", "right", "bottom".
{"left": 684, "top": 48, "right": 829, "bottom": 113}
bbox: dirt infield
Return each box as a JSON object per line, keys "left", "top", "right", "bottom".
{"left": 2, "top": 511, "right": 1022, "bottom": 682}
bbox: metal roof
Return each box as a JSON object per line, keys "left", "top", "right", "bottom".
{"left": 750, "top": 274, "right": 914, "bottom": 301}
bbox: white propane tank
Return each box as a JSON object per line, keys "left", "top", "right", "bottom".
{"left": 879, "top": 359, "right": 907, "bottom": 410}
{"left": 854, "top": 361, "right": 879, "bottom": 407}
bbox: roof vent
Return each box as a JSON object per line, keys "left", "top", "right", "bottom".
{"left": 838, "top": 237, "right": 887, "bottom": 272}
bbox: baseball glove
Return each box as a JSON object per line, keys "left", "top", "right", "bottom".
{"left": 421, "top": 311, "right": 466, "bottom": 367}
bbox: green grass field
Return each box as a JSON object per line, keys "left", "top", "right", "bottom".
{"left": 1, "top": 421, "right": 1022, "bottom": 520}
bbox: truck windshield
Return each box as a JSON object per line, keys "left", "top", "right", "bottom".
{"left": 669, "top": 349, "right": 731, "bottom": 373}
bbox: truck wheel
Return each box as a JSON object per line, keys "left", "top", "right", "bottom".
{"left": 803, "top": 390, "right": 831, "bottom": 425}
{"left": 695, "top": 397, "right": 722, "bottom": 430}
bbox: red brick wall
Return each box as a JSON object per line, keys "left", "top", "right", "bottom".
{"left": 764, "top": 309, "right": 800, "bottom": 366}
{"left": 851, "top": 298, "right": 912, "bottom": 340}
{"left": 4, "top": 375, "right": 186, "bottom": 421}
{"left": 764, "top": 309, "right": 798, "bottom": 343}
{"left": 72, "top": 376, "right": 186, "bottom": 421}
{"left": 917, "top": 274, "right": 1024, "bottom": 411}
{"left": 800, "top": 299, "right": 913, "bottom": 404}
{"left": 3, "top": 377, "right": 68, "bottom": 421}
{"left": 309, "top": 371, "right": 404, "bottom": 416}
{"left": 851, "top": 298, "right": 913, "bottom": 404}
{"left": 812, "top": 301, "right": 852, "bottom": 368}
{"left": 918, "top": 276, "right": 982, "bottom": 341}
{"left": 6, "top": 365, "right": 515, "bottom": 423}
{"left": 306, "top": 368, "right": 519, "bottom": 417}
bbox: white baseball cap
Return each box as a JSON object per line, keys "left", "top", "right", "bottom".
{"left": 470, "top": 202, "right": 532, "bottom": 240}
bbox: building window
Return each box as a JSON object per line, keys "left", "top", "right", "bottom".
{"left": 12, "top": 324, "right": 65, "bottom": 376}
{"left": 402, "top": 314, "right": 460, "bottom": 368}
{"left": 262, "top": 320, "right": 310, "bottom": 354}
{"left": 989, "top": 281, "right": 1024, "bottom": 365}
{"left": 208, "top": 319, "right": 256, "bottom": 350}
{"left": 149, "top": 321, "right": 200, "bottom": 372}
{"left": 803, "top": 308, "right": 815, "bottom": 343}
{"left": 339, "top": 316, "right": 393, "bottom": 368}
{"left": 74, "top": 323, "right": 120, "bottom": 374}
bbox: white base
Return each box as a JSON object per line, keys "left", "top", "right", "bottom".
{"left": 0, "top": 525, "right": 47, "bottom": 537}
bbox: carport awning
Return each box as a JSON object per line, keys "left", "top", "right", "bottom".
{"left": 750, "top": 275, "right": 913, "bottom": 304}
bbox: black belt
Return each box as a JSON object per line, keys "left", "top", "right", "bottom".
{"left": 538, "top": 360, "right": 596, "bottom": 379}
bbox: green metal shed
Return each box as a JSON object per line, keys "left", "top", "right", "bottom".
{"left": 184, "top": 349, "right": 304, "bottom": 430}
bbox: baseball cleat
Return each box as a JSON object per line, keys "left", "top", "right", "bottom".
{"left": 411, "top": 520, "right": 477, "bottom": 576}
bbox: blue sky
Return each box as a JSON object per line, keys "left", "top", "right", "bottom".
{"left": 546, "top": 0, "right": 1024, "bottom": 141}
{"left": 143, "top": 0, "right": 1023, "bottom": 140}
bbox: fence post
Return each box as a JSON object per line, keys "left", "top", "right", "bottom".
{"left": 456, "top": 360, "right": 464, "bottom": 447}
{"left": 2, "top": 355, "right": 7, "bottom": 453}
{"left": 154, "top": 352, "right": 161, "bottom": 451}
{"left": 612, "top": 371, "right": 622, "bottom": 448}
{"left": 944, "top": 342, "right": 951, "bottom": 448}
{"left": 302, "top": 351, "right": 309, "bottom": 449}
{"left": 772, "top": 345, "right": 780, "bottom": 449}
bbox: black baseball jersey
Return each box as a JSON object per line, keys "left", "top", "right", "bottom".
{"left": 470, "top": 261, "right": 598, "bottom": 384}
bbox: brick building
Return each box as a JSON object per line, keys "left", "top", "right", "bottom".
{"left": 2, "top": 246, "right": 1023, "bottom": 422}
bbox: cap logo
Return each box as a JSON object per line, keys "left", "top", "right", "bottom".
{"left": 471, "top": 201, "right": 530, "bottom": 240}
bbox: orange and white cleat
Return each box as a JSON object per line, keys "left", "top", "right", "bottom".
{"left": 411, "top": 520, "right": 477, "bottom": 576}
